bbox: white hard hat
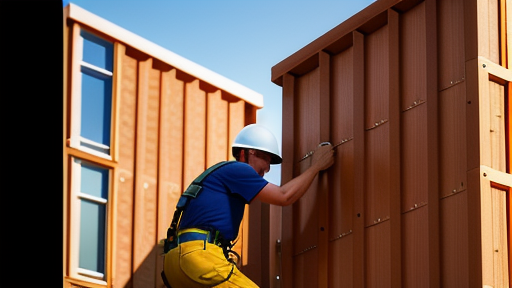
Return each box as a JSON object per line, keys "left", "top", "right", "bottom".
{"left": 232, "top": 124, "right": 282, "bottom": 164}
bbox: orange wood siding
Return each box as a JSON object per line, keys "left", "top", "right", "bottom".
{"left": 114, "top": 44, "right": 137, "bottom": 288}
{"left": 183, "top": 79, "right": 207, "bottom": 186}
{"left": 157, "top": 67, "right": 185, "bottom": 288}
{"left": 132, "top": 57, "right": 160, "bottom": 287}
{"left": 64, "top": 13, "right": 261, "bottom": 287}
{"left": 206, "top": 89, "right": 229, "bottom": 167}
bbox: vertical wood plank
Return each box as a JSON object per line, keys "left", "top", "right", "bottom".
{"left": 281, "top": 73, "right": 295, "bottom": 288}
{"left": 114, "top": 47, "right": 137, "bottom": 288}
{"left": 352, "top": 30, "right": 366, "bottom": 288}
{"left": 480, "top": 169, "right": 494, "bottom": 287}
{"left": 425, "top": 0, "right": 440, "bottom": 286}
{"left": 108, "top": 41, "right": 124, "bottom": 287}
{"left": 489, "top": 82, "right": 507, "bottom": 172}
{"left": 156, "top": 68, "right": 185, "bottom": 288}
{"left": 491, "top": 187, "right": 509, "bottom": 287}
{"left": 480, "top": 60, "right": 494, "bottom": 167}
{"left": 69, "top": 23, "right": 82, "bottom": 148}
{"left": 508, "top": 83, "right": 511, "bottom": 174}
{"left": 228, "top": 98, "right": 245, "bottom": 160}
{"left": 183, "top": 79, "right": 206, "bottom": 186}
{"left": 437, "top": 0, "right": 466, "bottom": 91}
{"left": 317, "top": 51, "right": 330, "bottom": 288}
{"left": 467, "top": 166, "right": 483, "bottom": 287}
{"left": 206, "top": 89, "right": 228, "bottom": 167}
{"left": 477, "top": 0, "right": 491, "bottom": 60}
{"left": 464, "top": 0, "right": 479, "bottom": 62}
{"left": 507, "top": 0, "right": 512, "bottom": 68}
{"left": 440, "top": 191, "right": 469, "bottom": 287}
{"left": 228, "top": 99, "right": 246, "bottom": 262}
{"left": 500, "top": 0, "right": 508, "bottom": 68}
{"left": 133, "top": 58, "right": 159, "bottom": 288}
{"left": 328, "top": 41, "right": 355, "bottom": 288}
{"left": 439, "top": 83, "right": 468, "bottom": 198}
{"left": 466, "top": 58, "right": 481, "bottom": 170}
{"left": 488, "top": 0, "right": 501, "bottom": 63}
{"left": 387, "top": 9, "right": 401, "bottom": 288}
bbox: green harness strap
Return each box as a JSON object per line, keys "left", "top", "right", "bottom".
{"left": 163, "top": 160, "right": 235, "bottom": 253}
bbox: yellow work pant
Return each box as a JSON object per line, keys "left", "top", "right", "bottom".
{"left": 163, "top": 237, "right": 258, "bottom": 287}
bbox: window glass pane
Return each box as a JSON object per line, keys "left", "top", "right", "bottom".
{"left": 78, "top": 162, "right": 108, "bottom": 276}
{"left": 80, "top": 67, "right": 112, "bottom": 149}
{"left": 80, "top": 162, "right": 109, "bottom": 199}
{"left": 81, "top": 30, "right": 113, "bottom": 71}
{"left": 79, "top": 198, "right": 106, "bottom": 274}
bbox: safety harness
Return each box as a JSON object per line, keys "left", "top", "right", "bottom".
{"left": 161, "top": 161, "right": 241, "bottom": 287}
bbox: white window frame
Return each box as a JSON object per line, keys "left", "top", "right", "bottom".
{"left": 69, "top": 157, "right": 111, "bottom": 285}
{"left": 69, "top": 25, "right": 114, "bottom": 160}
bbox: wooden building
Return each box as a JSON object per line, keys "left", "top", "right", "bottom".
{"left": 270, "top": 0, "right": 512, "bottom": 287}
{"left": 62, "top": 3, "right": 265, "bottom": 287}
{"left": 63, "top": 0, "right": 512, "bottom": 287}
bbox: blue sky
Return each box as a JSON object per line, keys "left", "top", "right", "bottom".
{"left": 63, "top": 0, "right": 375, "bottom": 184}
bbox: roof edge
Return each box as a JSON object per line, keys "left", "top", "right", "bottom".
{"left": 65, "top": 3, "right": 264, "bottom": 108}
{"left": 270, "top": 0, "right": 404, "bottom": 86}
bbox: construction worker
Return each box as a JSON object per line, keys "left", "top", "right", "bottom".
{"left": 162, "top": 123, "right": 334, "bottom": 288}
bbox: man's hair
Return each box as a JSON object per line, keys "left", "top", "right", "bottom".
{"left": 232, "top": 147, "right": 243, "bottom": 161}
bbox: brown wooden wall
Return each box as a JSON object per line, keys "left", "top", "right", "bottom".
{"left": 63, "top": 15, "right": 260, "bottom": 287}
{"left": 271, "top": 0, "right": 512, "bottom": 287}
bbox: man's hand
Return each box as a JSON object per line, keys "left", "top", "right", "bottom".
{"left": 311, "top": 142, "right": 335, "bottom": 171}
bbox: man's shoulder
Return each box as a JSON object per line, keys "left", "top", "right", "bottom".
{"left": 212, "top": 161, "right": 252, "bottom": 174}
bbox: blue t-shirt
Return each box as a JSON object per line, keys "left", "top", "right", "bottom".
{"left": 178, "top": 161, "right": 269, "bottom": 241}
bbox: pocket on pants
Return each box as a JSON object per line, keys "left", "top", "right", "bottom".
{"left": 180, "top": 241, "right": 234, "bottom": 286}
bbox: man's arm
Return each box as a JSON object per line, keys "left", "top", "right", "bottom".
{"left": 255, "top": 144, "right": 334, "bottom": 206}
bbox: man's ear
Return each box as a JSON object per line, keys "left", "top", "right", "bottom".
{"left": 240, "top": 149, "right": 246, "bottom": 161}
